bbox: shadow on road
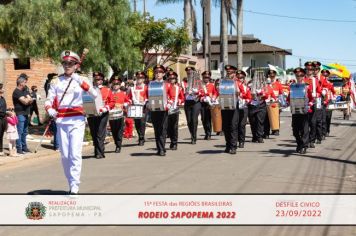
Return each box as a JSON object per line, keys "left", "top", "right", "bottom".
{"left": 262, "top": 148, "right": 297, "bottom": 157}
{"left": 196, "top": 150, "right": 225, "bottom": 154}
{"left": 82, "top": 155, "right": 97, "bottom": 159}
{"left": 27, "top": 189, "right": 68, "bottom": 195}
{"left": 130, "top": 153, "right": 158, "bottom": 157}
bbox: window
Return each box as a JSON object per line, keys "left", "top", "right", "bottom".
{"left": 14, "top": 58, "right": 31, "bottom": 70}
{"left": 250, "top": 59, "right": 256, "bottom": 68}
{"left": 211, "top": 60, "right": 218, "bottom": 70}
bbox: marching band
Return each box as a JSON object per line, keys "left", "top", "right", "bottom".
{"left": 44, "top": 53, "right": 352, "bottom": 193}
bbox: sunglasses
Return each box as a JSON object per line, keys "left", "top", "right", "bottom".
{"left": 62, "top": 61, "right": 77, "bottom": 67}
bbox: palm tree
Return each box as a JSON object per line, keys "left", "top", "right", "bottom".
{"left": 156, "top": 0, "right": 198, "bottom": 56}
{"left": 201, "top": 0, "right": 211, "bottom": 70}
{"left": 236, "top": 0, "right": 243, "bottom": 70}
{"left": 215, "top": 0, "right": 234, "bottom": 77}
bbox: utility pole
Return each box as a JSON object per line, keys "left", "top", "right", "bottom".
{"left": 133, "top": 0, "right": 137, "bottom": 12}
{"left": 143, "top": 0, "right": 146, "bottom": 15}
{"left": 299, "top": 58, "right": 302, "bottom": 67}
{"left": 202, "top": 0, "right": 211, "bottom": 71}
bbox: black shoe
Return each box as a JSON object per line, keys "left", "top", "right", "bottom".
{"left": 115, "top": 147, "right": 121, "bottom": 153}
{"left": 22, "top": 148, "right": 31, "bottom": 153}
{"left": 157, "top": 151, "right": 166, "bottom": 156}
{"left": 229, "top": 149, "right": 236, "bottom": 154}
{"left": 224, "top": 148, "right": 230, "bottom": 153}
{"left": 191, "top": 139, "right": 196, "bottom": 144}
{"left": 239, "top": 142, "right": 244, "bottom": 148}
{"left": 326, "top": 132, "right": 330, "bottom": 137}
{"left": 252, "top": 138, "right": 258, "bottom": 143}
{"left": 170, "top": 144, "right": 177, "bottom": 150}
{"left": 220, "top": 132, "right": 224, "bottom": 136}
{"left": 263, "top": 135, "right": 269, "bottom": 139}
{"left": 216, "top": 132, "right": 221, "bottom": 135}
{"left": 309, "top": 143, "right": 315, "bottom": 148}
{"left": 138, "top": 140, "right": 145, "bottom": 146}
{"left": 300, "top": 148, "right": 307, "bottom": 154}
{"left": 204, "top": 135, "right": 211, "bottom": 140}
{"left": 321, "top": 135, "right": 326, "bottom": 140}
{"left": 273, "top": 130, "right": 280, "bottom": 136}
{"left": 296, "top": 146, "right": 301, "bottom": 153}
{"left": 316, "top": 140, "right": 321, "bottom": 144}
{"left": 96, "top": 155, "right": 104, "bottom": 159}
{"left": 257, "top": 138, "right": 264, "bottom": 143}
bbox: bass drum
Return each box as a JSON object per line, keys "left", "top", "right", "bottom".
{"left": 210, "top": 105, "right": 222, "bottom": 132}
{"left": 267, "top": 102, "right": 280, "bottom": 131}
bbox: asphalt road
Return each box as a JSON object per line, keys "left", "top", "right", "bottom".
{"left": 1, "top": 111, "right": 356, "bottom": 236}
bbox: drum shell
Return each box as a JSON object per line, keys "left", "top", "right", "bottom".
{"left": 148, "top": 81, "right": 167, "bottom": 111}
{"left": 210, "top": 105, "right": 222, "bottom": 132}
{"left": 83, "top": 87, "right": 104, "bottom": 116}
{"left": 267, "top": 103, "right": 280, "bottom": 130}
{"left": 127, "top": 105, "right": 144, "bottom": 119}
{"left": 219, "top": 79, "right": 237, "bottom": 110}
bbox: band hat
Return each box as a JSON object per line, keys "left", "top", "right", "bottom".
{"left": 60, "top": 50, "right": 80, "bottom": 63}
{"left": 224, "top": 65, "right": 237, "bottom": 71}
{"left": 236, "top": 70, "right": 247, "bottom": 76}
{"left": 321, "top": 69, "right": 330, "bottom": 75}
{"left": 304, "top": 61, "right": 314, "bottom": 67}
{"left": 185, "top": 66, "right": 196, "bottom": 72}
{"left": 313, "top": 61, "right": 321, "bottom": 67}
{"left": 153, "top": 64, "right": 166, "bottom": 73}
{"left": 135, "top": 71, "right": 146, "bottom": 78}
{"left": 293, "top": 67, "right": 306, "bottom": 74}
{"left": 267, "top": 69, "right": 277, "bottom": 75}
{"left": 93, "top": 72, "right": 105, "bottom": 79}
{"left": 201, "top": 71, "right": 212, "bottom": 77}
{"left": 167, "top": 71, "right": 178, "bottom": 78}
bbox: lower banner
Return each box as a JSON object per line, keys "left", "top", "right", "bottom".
{"left": 1, "top": 194, "right": 356, "bottom": 225}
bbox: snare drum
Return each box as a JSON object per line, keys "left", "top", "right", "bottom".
{"left": 127, "top": 105, "right": 144, "bottom": 119}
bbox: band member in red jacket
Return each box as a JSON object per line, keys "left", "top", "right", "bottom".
{"left": 128, "top": 71, "right": 148, "bottom": 146}
{"left": 149, "top": 65, "right": 171, "bottom": 156}
{"left": 236, "top": 70, "right": 251, "bottom": 148}
{"left": 261, "top": 78, "right": 277, "bottom": 139}
{"left": 287, "top": 67, "right": 314, "bottom": 154}
{"left": 109, "top": 78, "right": 130, "bottom": 153}
{"left": 269, "top": 69, "right": 283, "bottom": 136}
{"left": 320, "top": 69, "right": 335, "bottom": 137}
{"left": 200, "top": 71, "right": 218, "bottom": 140}
{"left": 87, "top": 72, "right": 114, "bottom": 159}
{"left": 305, "top": 61, "right": 323, "bottom": 148}
{"left": 221, "top": 70, "right": 245, "bottom": 154}
{"left": 166, "top": 71, "right": 184, "bottom": 150}
{"left": 183, "top": 66, "right": 204, "bottom": 144}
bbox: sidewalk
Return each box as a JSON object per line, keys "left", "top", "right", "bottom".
{"left": 0, "top": 111, "right": 188, "bottom": 167}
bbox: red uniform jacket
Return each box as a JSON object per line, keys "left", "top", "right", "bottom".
{"left": 167, "top": 83, "right": 185, "bottom": 106}
{"left": 99, "top": 86, "right": 115, "bottom": 110}
{"left": 127, "top": 84, "right": 148, "bottom": 104}
{"left": 271, "top": 80, "right": 283, "bottom": 97}
{"left": 261, "top": 85, "right": 277, "bottom": 102}
{"left": 201, "top": 82, "right": 218, "bottom": 102}
{"left": 111, "top": 90, "right": 130, "bottom": 110}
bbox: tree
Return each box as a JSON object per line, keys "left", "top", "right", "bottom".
{"left": 156, "top": 0, "right": 197, "bottom": 56}
{"left": 236, "top": 0, "right": 243, "bottom": 70}
{"left": 0, "top": 0, "right": 142, "bottom": 73}
{"left": 135, "top": 15, "right": 190, "bottom": 68}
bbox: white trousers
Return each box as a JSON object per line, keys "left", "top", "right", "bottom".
{"left": 57, "top": 121, "right": 85, "bottom": 193}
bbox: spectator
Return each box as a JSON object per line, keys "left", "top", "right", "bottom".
{"left": 44, "top": 73, "right": 58, "bottom": 97}
{"left": 30, "top": 85, "right": 42, "bottom": 126}
{"left": 6, "top": 110, "right": 19, "bottom": 157}
{"left": 0, "top": 83, "right": 8, "bottom": 156}
{"left": 12, "top": 74, "right": 33, "bottom": 154}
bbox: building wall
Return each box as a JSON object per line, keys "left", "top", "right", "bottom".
{"left": 206, "top": 53, "right": 286, "bottom": 71}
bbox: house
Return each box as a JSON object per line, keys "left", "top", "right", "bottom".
{"left": 0, "top": 46, "right": 58, "bottom": 117}
{"left": 193, "top": 34, "right": 292, "bottom": 73}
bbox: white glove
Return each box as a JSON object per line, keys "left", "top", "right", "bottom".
{"left": 123, "top": 103, "right": 128, "bottom": 107}
{"left": 48, "top": 108, "right": 57, "bottom": 118}
{"left": 99, "top": 107, "right": 108, "bottom": 113}
{"left": 166, "top": 103, "right": 172, "bottom": 109}
{"left": 133, "top": 99, "right": 140, "bottom": 105}
{"left": 72, "top": 73, "right": 83, "bottom": 85}
{"left": 192, "top": 88, "right": 198, "bottom": 94}
{"left": 256, "top": 89, "right": 262, "bottom": 94}
{"left": 322, "top": 89, "right": 327, "bottom": 96}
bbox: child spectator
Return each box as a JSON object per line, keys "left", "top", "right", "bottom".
{"left": 6, "top": 111, "right": 19, "bottom": 157}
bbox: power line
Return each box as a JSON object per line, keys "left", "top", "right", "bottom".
{"left": 244, "top": 9, "right": 356, "bottom": 23}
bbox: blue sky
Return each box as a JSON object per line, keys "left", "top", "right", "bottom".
{"left": 133, "top": 0, "right": 356, "bottom": 71}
